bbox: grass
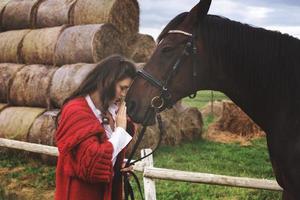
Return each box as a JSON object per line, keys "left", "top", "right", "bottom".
{"left": 130, "top": 138, "right": 281, "bottom": 200}
{"left": 182, "top": 90, "right": 228, "bottom": 109}
{"left": 0, "top": 150, "right": 55, "bottom": 189}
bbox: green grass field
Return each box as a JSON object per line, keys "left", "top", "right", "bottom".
{"left": 182, "top": 90, "right": 228, "bottom": 109}
{"left": 0, "top": 90, "right": 282, "bottom": 199}
{"left": 132, "top": 138, "right": 281, "bottom": 200}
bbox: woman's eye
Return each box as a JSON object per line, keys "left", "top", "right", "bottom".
{"left": 120, "top": 86, "right": 128, "bottom": 91}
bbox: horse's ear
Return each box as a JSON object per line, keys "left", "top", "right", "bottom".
{"left": 186, "top": 0, "right": 211, "bottom": 27}
{"left": 191, "top": 0, "right": 211, "bottom": 18}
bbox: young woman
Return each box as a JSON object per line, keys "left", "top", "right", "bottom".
{"left": 55, "top": 55, "right": 137, "bottom": 200}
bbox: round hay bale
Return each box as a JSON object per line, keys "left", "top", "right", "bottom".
{"left": 1, "top": 0, "right": 41, "bottom": 31}
{"left": 178, "top": 107, "right": 203, "bottom": 141}
{"left": 126, "top": 126, "right": 158, "bottom": 157}
{"left": 35, "top": 0, "right": 77, "bottom": 28}
{"left": 200, "top": 100, "right": 224, "bottom": 118}
{"left": 28, "top": 109, "right": 59, "bottom": 164}
{"left": 127, "top": 108, "right": 194, "bottom": 156}
{"left": 0, "top": 107, "right": 45, "bottom": 141}
{"left": 9, "top": 65, "right": 58, "bottom": 108}
{"left": 28, "top": 110, "right": 58, "bottom": 146}
{"left": 0, "top": 63, "right": 25, "bottom": 103}
{"left": 0, "top": 0, "right": 10, "bottom": 31}
{"left": 20, "top": 26, "right": 66, "bottom": 65}
{"left": 218, "top": 101, "right": 265, "bottom": 137}
{"left": 0, "top": 29, "right": 30, "bottom": 63}
{"left": 73, "top": 0, "right": 139, "bottom": 39}
{"left": 204, "top": 101, "right": 265, "bottom": 145}
{"left": 126, "top": 33, "right": 156, "bottom": 62}
{"left": 50, "top": 63, "right": 97, "bottom": 108}
{"left": 54, "top": 24, "right": 123, "bottom": 66}
{"left": 0, "top": 103, "right": 8, "bottom": 111}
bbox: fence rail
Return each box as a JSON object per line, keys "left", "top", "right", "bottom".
{"left": 0, "top": 138, "right": 283, "bottom": 200}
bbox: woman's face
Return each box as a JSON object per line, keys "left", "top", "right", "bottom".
{"left": 114, "top": 77, "right": 133, "bottom": 105}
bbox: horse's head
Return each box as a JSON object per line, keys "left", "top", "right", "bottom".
{"left": 126, "top": 0, "right": 212, "bottom": 125}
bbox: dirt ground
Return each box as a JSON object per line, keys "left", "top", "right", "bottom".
{"left": 0, "top": 167, "right": 54, "bottom": 200}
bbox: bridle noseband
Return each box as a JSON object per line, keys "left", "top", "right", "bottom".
{"left": 137, "top": 29, "right": 198, "bottom": 111}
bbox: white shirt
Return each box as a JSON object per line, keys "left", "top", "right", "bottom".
{"left": 85, "top": 95, "right": 132, "bottom": 166}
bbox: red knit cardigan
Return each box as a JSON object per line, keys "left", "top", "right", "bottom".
{"left": 55, "top": 97, "right": 134, "bottom": 200}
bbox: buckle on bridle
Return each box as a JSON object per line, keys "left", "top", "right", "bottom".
{"left": 151, "top": 96, "right": 164, "bottom": 109}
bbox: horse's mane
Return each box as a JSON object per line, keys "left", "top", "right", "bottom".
{"left": 158, "top": 11, "right": 300, "bottom": 92}
{"left": 199, "top": 15, "right": 300, "bottom": 92}
{"left": 157, "top": 12, "right": 189, "bottom": 43}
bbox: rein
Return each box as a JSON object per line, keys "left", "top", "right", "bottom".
{"left": 124, "top": 29, "right": 197, "bottom": 200}
{"left": 124, "top": 108, "right": 164, "bottom": 200}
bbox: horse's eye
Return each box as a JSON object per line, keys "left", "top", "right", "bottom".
{"left": 162, "top": 46, "right": 175, "bottom": 53}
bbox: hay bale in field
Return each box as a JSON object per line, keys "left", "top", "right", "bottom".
{"left": 126, "top": 33, "right": 156, "bottom": 62}
{"left": 9, "top": 65, "right": 58, "bottom": 108}
{"left": 127, "top": 104, "right": 203, "bottom": 155}
{"left": 28, "top": 110, "right": 58, "bottom": 146}
{"left": 35, "top": 0, "right": 77, "bottom": 28}
{"left": 218, "top": 101, "right": 264, "bottom": 136}
{"left": 178, "top": 107, "right": 203, "bottom": 141}
{"left": 54, "top": 24, "right": 123, "bottom": 66}
{"left": 50, "top": 63, "right": 97, "bottom": 108}
{"left": 0, "top": 103, "right": 8, "bottom": 111}
{"left": 205, "top": 101, "right": 265, "bottom": 145}
{"left": 0, "top": 0, "right": 10, "bottom": 31}
{"left": 73, "top": 0, "right": 139, "bottom": 39}
{"left": 0, "top": 63, "right": 24, "bottom": 103}
{"left": 0, "top": 107, "right": 45, "bottom": 141}
{"left": 20, "top": 26, "right": 66, "bottom": 65}
{"left": 0, "top": 29, "right": 30, "bottom": 63}
{"left": 200, "top": 100, "right": 223, "bottom": 118}
{"left": 1, "top": 0, "right": 41, "bottom": 31}
{"left": 27, "top": 109, "right": 58, "bottom": 164}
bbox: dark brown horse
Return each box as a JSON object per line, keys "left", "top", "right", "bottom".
{"left": 126, "top": 0, "right": 300, "bottom": 199}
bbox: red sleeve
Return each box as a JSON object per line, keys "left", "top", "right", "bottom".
{"left": 70, "top": 136, "right": 114, "bottom": 183}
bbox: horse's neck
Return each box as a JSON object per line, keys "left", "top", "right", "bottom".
{"left": 201, "top": 19, "right": 300, "bottom": 133}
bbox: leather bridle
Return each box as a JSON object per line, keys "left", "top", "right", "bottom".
{"left": 137, "top": 29, "right": 198, "bottom": 111}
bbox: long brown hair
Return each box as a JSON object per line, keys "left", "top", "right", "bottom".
{"left": 56, "top": 54, "right": 137, "bottom": 126}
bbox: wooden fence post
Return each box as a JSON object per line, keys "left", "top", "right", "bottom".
{"left": 141, "top": 148, "right": 157, "bottom": 200}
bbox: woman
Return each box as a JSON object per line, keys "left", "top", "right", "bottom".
{"left": 55, "top": 55, "right": 137, "bottom": 200}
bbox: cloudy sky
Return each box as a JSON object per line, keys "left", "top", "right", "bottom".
{"left": 138, "top": 0, "right": 300, "bottom": 40}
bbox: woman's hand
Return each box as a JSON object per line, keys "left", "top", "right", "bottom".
{"left": 116, "top": 101, "right": 127, "bottom": 130}
{"left": 121, "top": 163, "right": 134, "bottom": 175}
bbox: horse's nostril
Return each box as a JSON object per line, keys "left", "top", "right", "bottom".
{"left": 126, "top": 100, "right": 136, "bottom": 113}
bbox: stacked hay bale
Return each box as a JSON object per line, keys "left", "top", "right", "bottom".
{"left": 0, "top": 0, "right": 153, "bottom": 62}
{"left": 125, "top": 33, "right": 156, "bottom": 62}
{"left": 0, "top": 0, "right": 139, "bottom": 158}
{"left": 205, "top": 100, "right": 265, "bottom": 145}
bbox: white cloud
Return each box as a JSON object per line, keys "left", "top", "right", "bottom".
{"left": 139, "top": 0, "right": 300, "bottom": 39}
{"left": 244, "top": 6, "right": 273, "bottom": 23}
{"left": 266, "top": 25, "right": 300, "bottom": 39}
{"left": 139, "top": 27, "right": 162, "bottom": 41}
